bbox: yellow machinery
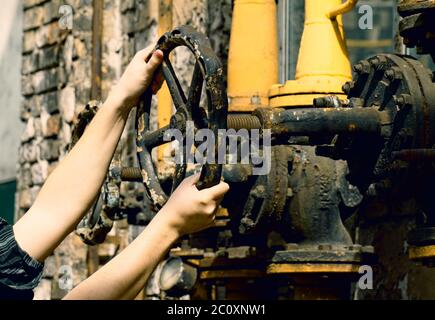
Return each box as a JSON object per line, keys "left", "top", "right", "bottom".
{"left": 227, "top": 0, "right": 279, "bottom": 111}
{"left": 227, "top": 0, "right": 357, "bottom": 110}
{"left": 269, "top": 0, "right": 355, "bottom": 107}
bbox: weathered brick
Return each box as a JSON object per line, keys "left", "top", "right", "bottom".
{"left": 74, "top": 7, "right": 93, "bottom": 32}
{"left": 31, "top": 160, "right": 49, "bottom": 185}
{"left": 39, "top": 139, "right": 60, "bottom": 160}
{"left": 22, "top": 75, "right": 34, "bottom": 96}
{"left": 23, "top": 5, "right": 45, "bottom": 31}
{"left": 38, "top": 45, "right": 59, "bottom": 70}
{"left": 21, "top": 118, "right": 36, "bottom": 142}
{"left": 22, "top": 52, "right": 39, "bottom": 75}
{"left": 21, "top": 141, "right": 39, "bottom": 163}
{"left": 74, "top": 82, "right": 90, "bottom": 106}
{"left": 32, "top": 68, "right": 58, "bottom": 94}
{"left": 20, "top": 164, "right": 33, "bottom": 189}
{"left": 23, "top": 30, "right": 37, "bottom": 54}
{"left": 36, "top": 22, "right": 60, "bottom": 48}
{"left": 59, "top": 86, "right": 75, "bottom": 122}
{"left": 21, "top": 96, "right": 34, "bottom": 120}
{"left": 23, "top": 0, "right": 47, "bottom": 10}
{"left": 72, "top": 37, "right": 86, "bottom": 59}
{"left": 42, "top": 0, "right": 61, "bottom": 25}
{"left": 34, "top": 117, "right": 43, "bottom": 136}
{"left": 42, "top": 113, "right": 62, "bottom": 137}
{"left": 37, "top": 91, "right": 58, "bottom": 114}
{"left": 67, "top": 0, "right": 93, "bottom": 8}
{"left": 59, "top": 121, "right": 72, "bottom": 148}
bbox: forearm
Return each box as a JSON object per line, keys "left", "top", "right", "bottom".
{"left": 14, "top": 90, "right": 130, "bottom": 262}
{"left": 63, "top": 209, "right": 179, "bottom": 300}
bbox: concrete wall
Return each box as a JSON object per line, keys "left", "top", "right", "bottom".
{"left": 0, "top": 0, "right": 24, "bottom": 182}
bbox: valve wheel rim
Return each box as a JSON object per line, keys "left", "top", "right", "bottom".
{"left": 135, "top": 25, "right": 228, "bottom": 209}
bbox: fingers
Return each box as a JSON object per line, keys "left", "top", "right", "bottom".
{"left": 151, "top": 67, "right": 164, "bottom": 94}
{"left": 146, "top": 50, "right": 164, "bottom": 73}
{"left": 135, "top": 45, "right": 164, "bottom": 72}
{"left": 136, "top": 44, "right": 155, "bottom": 61}
{"left": 184, "top": 173, "right": 200, "bottom": 185}
{"left": 202, "top": 180, "right": 230, "bottom": 200}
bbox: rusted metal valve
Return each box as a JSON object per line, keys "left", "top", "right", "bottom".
{"left": 135, "top": 25, "right": 228, "bottom": 209}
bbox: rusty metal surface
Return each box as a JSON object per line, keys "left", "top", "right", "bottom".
{"left": 315, "top": 54, "right": 435, "bottom": 191}
{"left": 398, "top": 0, "right": 435, "bottom": 15}
{"left": 238, "top": 145, "right": 289, "bottom": 234}
{"left": 267, "top": 263, "right": 361, "bottom": 274}
{"left": 286, "top": 146, "right": 360, "bottom": 245}
{"left": 136, "top": 25, "right": 228, "bottom": 209}
{"left": 270, "top": 244, "right": 374, "bottom": 264}
{"left": 270, "top": 107, "right": 384, "bottom": 137}
{"left": 398, "top": 1, "right": 435, "bottom": 61}
{"left": 312, "top": 53, "right": 435, "bottom": 265}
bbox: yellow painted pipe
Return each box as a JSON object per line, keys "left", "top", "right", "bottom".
{"left": 157, "top": 0, "right": 173, "bottom": 160}
{"left": 295, "top": 0, "right": 352, "bottom": 82}
{"left": 227, "top": 0, "right": 279, "bottom": 112}
{"left": 269, "top": 0, "right": 356, "bottom": 108}
{"left": 327, "top": 0, "right": 359, "bottom": 19}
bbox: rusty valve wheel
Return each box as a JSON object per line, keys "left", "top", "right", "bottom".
{"left": 136, "top": 25, "right": 228, "bottom": 209}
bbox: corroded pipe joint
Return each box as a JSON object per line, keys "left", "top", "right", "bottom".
{"left": 270, "top": 107, "right": 384, "bottom": 137}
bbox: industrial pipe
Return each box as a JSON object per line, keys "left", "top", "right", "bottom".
{"left": 327, "top": 0, "right": 359, "bottom": 19}
{"left": 270, "top": 107, "right": 384, "bottom": 136}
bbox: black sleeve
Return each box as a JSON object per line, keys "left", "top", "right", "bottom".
{"left": 0, "top": 218, "right": 44, "bottom": 300}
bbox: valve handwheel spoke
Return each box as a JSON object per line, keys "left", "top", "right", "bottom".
{"left": 136, "top": 25, "right": 228, "bottom": 209}
{"left": 161, "top": 56, "right": 187, "bottom": 108}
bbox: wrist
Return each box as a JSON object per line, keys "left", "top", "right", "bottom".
{"left": 150, "top": 207, "right": 182, "bottom": 241}
{"left": 106, "top": 85, "right": 134, "bottom": 113}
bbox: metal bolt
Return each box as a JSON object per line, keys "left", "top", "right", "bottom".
{"left": 353, "top": 61, "right": 370, "bottom": 74}
{"left": 385, "top": 67, "right": 402, "bottom": 81}
{"left": 353, "top": 63, "right": 363, "bottom": 73}
{"left": 342, "top": 81, "right": 354, "bottom": 95}
{"left": 393, "top": 94, "right": 412, "bottom": 109}
{"left": 369, "top": 56, "right": 387, "bottom": 70}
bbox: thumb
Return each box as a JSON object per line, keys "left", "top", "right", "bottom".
{"left": 201, "top": 180, "right": 230, "bottom": 200}
{"left": 146, "top": 50, "right": 164, "bottom": 74}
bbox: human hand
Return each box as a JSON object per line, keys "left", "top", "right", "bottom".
{"left": 157, "top": 174, "right": 230, "bottom": 237}
{"left": 109, "top": 46, "right": 164, "bottom": 109}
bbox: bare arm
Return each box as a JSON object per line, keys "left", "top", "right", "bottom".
{"left": 64, "top": 175, "right": 229, "bottom": 300}
{"left": 13, "top": 49, "right": 164, "bottom": 262}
